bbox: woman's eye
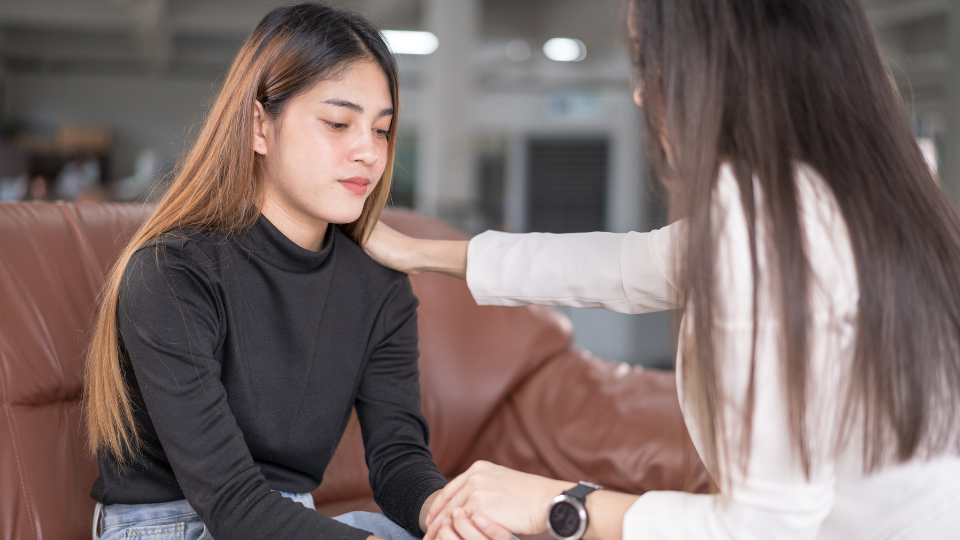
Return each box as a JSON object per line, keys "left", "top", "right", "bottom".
{"left": 375, "top": 129, "right": 390, "bottom": 139}
{"left": 324, "top": 121, "right": 349, "bottom": 130}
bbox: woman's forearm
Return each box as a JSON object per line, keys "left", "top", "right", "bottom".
{"left": 413, "top": 239, "right": 468, "bottom": 279}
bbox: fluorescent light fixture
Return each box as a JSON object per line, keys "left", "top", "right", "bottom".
{"left": 543, "top": 38, "right": 586, "bottom": 62}
{"left": 506, "top": 39, "right": 531, "bottom": 61}
{"left": 382, "top": 30, "right": 439, "bottom": 55}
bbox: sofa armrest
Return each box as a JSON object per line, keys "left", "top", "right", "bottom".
{"left": 456, "top": 348, "right": 712, "bottom": 495}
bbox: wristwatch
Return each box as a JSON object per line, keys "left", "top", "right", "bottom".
{"left": 546, "top": 481, "right": 603, "bottom": 540}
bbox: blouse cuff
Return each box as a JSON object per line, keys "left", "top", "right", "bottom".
{"left": 623, "top": 491, "right": 726, "bottom": 540}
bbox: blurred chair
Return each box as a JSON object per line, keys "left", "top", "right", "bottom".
{"left": 111, "top": 148, "right": 161, "bottom": 201}
{"left": 0, "top": 142, "right": 29, "bottom": 201}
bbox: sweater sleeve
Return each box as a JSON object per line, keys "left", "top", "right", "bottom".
{"left": 465, "top": 223, "right": 683, "bottom": 314}
{"left": 118, "top": 242, "right": 371, "bottom": 540}
{"left": 356, "top": 275, "right": 447, "bottom": 537}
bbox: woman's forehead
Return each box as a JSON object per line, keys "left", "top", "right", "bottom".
{"left": 299, "top": 61, "right": 393, "bottom": 110}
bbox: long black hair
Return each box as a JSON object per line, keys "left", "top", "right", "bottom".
{"left": 629, "top": 0, "right": 960, "bottom": 480}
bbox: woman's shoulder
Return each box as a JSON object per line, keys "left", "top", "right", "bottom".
{"left": 132, "top": 226, "right": 223, "bottom": 253}
{"left": 332, "top": 227, "right": 410, "bottom": 281}
{"left": 331, "top": 227, "right": 416, "bottom": 305}
{"left": 713, "top": 163, "right": 859, "bottom": 317}
{"left": 123, "top": 228, "right": 228, "bottom": 290}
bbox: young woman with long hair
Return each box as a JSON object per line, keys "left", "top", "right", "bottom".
{"left": 364, "top": 0, "right": 960, "bottom": 538}
{"left": 84, "top": 4, "right": 447, "bottom": 539}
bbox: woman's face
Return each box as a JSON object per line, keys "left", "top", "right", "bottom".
{"left": 253, "top": 60, "right": 393, "bottom": 249}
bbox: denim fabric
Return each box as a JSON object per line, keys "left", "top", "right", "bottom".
{"left": 334, "top": 511, "right": 521, "bottom": 540}
{"left": 92, "top": 491, "right": 315, "bottom": 540}
{"left": 333, "top": 511, "right": 420, "bottom": 540}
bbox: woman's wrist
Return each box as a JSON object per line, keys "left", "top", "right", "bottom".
{"left": 581, "top": 490, "right": 638, "bottom": 540}
{"left": 420, "top": 490, "right": 443, "bottom": 532}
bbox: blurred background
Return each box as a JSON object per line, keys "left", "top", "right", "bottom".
{"left": 0, "top": 0, "right": 951, "bottom": 369}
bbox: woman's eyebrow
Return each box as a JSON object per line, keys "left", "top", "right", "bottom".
{"left": 322, "top": 99, "right": 393, "bottom": 118}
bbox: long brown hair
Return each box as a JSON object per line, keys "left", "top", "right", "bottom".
{"left": 84, "top": 3, "right": 401, "bottom": 461}
{"left": 629, "top": 0, "right": 960, "bottom": 480}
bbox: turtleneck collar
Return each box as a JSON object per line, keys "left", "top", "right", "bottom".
{"left": 241, "top": 214, "right": 336, "bottom": 273}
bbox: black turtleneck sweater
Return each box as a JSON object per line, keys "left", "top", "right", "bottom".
{"left": 91, "top": 216, "right": 446, "bottom": 540}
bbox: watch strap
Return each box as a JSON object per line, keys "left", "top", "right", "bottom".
{"left": 563, "top": 481, "right": 602, "bottom": 504}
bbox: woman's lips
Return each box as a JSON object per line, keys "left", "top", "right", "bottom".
{"left": 339, "top": 177, "right": 370, "bottom": 195}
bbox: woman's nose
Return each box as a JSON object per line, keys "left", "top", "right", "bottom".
{"left": 351, "top": 130, "right": 380, "bottom": 166}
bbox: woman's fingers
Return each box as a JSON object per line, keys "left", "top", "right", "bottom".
{"left": 425, "top": 508, "right": 454, "bottom": 540}
{"left": 427, "top": 468, "right": 473, "bottom": 525}
{"left": 449, "top": 509, "right": 487, "bottom": 540}
{"left": 433, "top": 461, "right": 572, "bottom": 536}
{"left": 435, "top": 477, "right": 481, "bottom": 522}
{"left": 437, "top": 519, "right": 461, "bottom": 540}
{"left": 362, "top": 221, "right": 416, "bottom": 274}
{"left": 433, "top": 509, "right": 513, "bottom": 540}
{"left": 455, "top": 510, "right": 513, "bottom": 540}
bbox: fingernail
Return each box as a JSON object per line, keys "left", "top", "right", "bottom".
{"left": 474, "top": 515, "right": 490, "bottom": 529}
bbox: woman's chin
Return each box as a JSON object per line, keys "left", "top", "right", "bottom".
{"left": 321, "top": 208, "right": 366, "bottom": 226}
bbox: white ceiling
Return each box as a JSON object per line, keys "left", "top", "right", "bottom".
{"left": 0, "top": 0, "right": 950, "bottom": 100}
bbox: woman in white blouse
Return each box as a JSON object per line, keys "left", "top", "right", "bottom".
{"left": 365, "top": 0, "right": 960, "bottom": 539}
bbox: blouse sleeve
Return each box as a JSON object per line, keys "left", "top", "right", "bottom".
{"left": 464, "top": 223, "right": 683, "bottom": 314}
{"left": 118, "top": 242, "right": 371, "bottom": 540}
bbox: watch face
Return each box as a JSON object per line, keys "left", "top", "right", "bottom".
{"left": 549, "top": 501, "right": 582, "bottom": 538}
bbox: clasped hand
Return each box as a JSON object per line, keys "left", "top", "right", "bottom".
{"left": 423, "top": 461, "right": 575, "bottom": 540}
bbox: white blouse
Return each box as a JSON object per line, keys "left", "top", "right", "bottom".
{"left": 465, "top": 165, "right": 960, "bottom": 540}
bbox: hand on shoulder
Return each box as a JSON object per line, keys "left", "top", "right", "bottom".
{"left": 363, "top": 221, "right": 469, "bottom": 280}
{"left": 363, "top": 221, "right": 424, "bottom": 274}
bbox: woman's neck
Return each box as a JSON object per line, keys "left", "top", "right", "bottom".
{"left": 259, "top": 195, "right": 329, "bottom": 252}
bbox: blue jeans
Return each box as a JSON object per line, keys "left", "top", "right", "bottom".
{"left": 92, "top": 492, "right": 417, "bottom": 540}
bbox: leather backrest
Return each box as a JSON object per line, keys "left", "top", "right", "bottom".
{"left": 0, "top": 202, "right": 150, "bottom": 540}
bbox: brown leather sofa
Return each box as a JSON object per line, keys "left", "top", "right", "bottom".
{"left": 0, "top": 201, "right": 710, "bottom": 540}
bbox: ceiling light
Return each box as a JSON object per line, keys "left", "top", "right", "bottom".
{"left": 543, "top": 38, "right": 586, "bottom": 62}
{"left": 505, "top": 39, "right": 531, "bottom": 61}
{"left": 382, "top": 30, "right": 439, "bottom": 55}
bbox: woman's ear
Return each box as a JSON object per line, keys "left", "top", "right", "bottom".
{"left": 252, "top": 100, "right": 270, "bottom": 156}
